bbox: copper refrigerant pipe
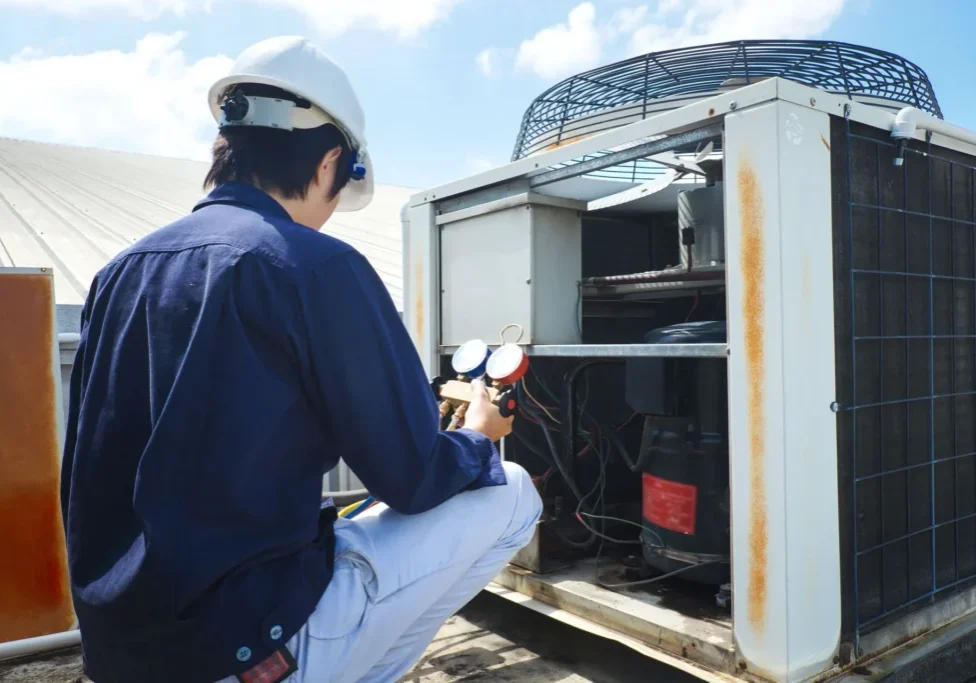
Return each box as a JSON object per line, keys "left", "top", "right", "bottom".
{"left": 581, "top": 268, "right": 723, "bottom": 287}
{"left": 447, "top": 402, "right": 468, "bottom": 431}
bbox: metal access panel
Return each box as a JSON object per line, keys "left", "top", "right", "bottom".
{"left": 439, "top": 194, "right": 583, "bottom": 346}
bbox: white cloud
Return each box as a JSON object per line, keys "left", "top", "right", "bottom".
{"left": 265, "top": 0, "right": 464, "bottom": 39}
{"left": 503, "top": 0, "right": 847, "bottom": 81}
{"left": 609, "top": 6, "right": 647, "bottom": 35}
{"left": 628, "top": 0, "right": 847, "bottom": 55}
{"left": 475, "top": 48, "right": 502, "bottom": 79}
{"left": 0, "top": 33, "right": 231, "bottom": 160}
{"left": 515, "top": 3, "right": 603, "bottom": 80}
{"left": 0, "top": 0, "right": 462, "bottom": 39}
{"left": 0, "top": 0, "right": 195, "bottom": 20}
{"left": 653, "top": 0, "right": 684, "bottom": 17}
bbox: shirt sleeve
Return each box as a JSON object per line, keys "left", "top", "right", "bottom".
{"left": 295, "top": 249, "right": 506, "bottom": 514}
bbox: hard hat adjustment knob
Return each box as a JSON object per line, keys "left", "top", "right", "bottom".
{"left": 349, "top": 151, "right": 367, "bottom": 181}
{"left": 220, "top": 91, "right": 250, "bottom": 123}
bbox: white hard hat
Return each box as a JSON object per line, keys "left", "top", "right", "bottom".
{"left": 208, "top": 36, "right": 373, "bottom": 212}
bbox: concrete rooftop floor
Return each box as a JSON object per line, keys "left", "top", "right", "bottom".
{"left": 0, "top": 592, "right": 697, "bottom": 683}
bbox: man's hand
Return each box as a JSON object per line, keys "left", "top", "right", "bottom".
{"left": 462, "top": 379, "right": 514, "bottom": 442}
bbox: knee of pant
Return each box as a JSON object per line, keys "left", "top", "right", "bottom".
{"left": 500, "top": 461, "right": 543, "bottom": 531}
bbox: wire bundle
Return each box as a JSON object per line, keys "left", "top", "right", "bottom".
{"left": 515, "top": 369, "right": 640, "bottom": 547}
{"left": 515, "top": 368, "right": 726, "bottom": 589}
{"left": 338, "top": 496, "right": 376, "bottom": 519}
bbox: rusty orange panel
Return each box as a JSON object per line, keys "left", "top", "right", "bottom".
{"left": 0, "top": 269, "right": 75, "bottom": 643}
{"left": 737, "top": 159, "right": 768, "bottom": 635}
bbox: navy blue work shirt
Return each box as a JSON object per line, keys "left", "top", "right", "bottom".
{"left": 60, "top": 182, "right": 505, "bottom": 683}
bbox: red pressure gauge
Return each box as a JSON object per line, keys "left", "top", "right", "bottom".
{"left": 486, "top": 344, "right": 529, "bottom": 386}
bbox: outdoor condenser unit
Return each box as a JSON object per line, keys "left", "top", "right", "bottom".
{"left": 403, "top": 40, "right": 976, "bottom": 683}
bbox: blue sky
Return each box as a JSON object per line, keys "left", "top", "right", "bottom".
{"left": 0, "top": 0, "right": 973, "bottom": 190}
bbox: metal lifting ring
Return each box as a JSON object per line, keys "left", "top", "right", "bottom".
{"left": 499, "top": 324, "right": 524, "bottom": 346}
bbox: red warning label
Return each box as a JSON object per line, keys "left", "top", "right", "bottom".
{"left": 643, "top": 474, "right": 698, "bottom": 535}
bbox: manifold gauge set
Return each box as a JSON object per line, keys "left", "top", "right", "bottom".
{"left": 431, "top": 334, "right": 529, "bottom": 432}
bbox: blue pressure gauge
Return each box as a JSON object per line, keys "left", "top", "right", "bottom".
{"left": 451, "top": 339, "right": 491, "bottom": 378}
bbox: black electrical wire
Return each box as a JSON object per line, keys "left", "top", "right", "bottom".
{"left": 544, "top": 386, "right": 725, "bottom": 589}
{"left": 573, "top": 431, "right": 640, "bottom": 546}
{"left": 604, "top": 423, "right": 652, "bottom": 473}
{"left": 597, "top": 560, "right": 727, "bottom": 589}
{"left": 520, "top": 366, "right": 727, "bottom": 578}
{"left": 510, "top": 430, "right": 551, "bottom": 462}
{"left": 543, "top": 524, "right": 596, "bottom": 549}
{"left": 517, "top": 376, "right": 642, "bottom": 547}
{"left": 518, "top": 382, "right": 586, "bottom": 503}
{"left": 541, "top": 427, "right": 604, "bottom": 550}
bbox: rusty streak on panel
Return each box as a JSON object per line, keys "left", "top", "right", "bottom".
{"left": 738, "top": 158, "right": 768, "bottom": 635}
{"left": 820, "top": 134, "right": 831, "bottom": 152}
{"left": 541, "top": 132, "right": 595, "bottom": 152}
{"left": 414, "top": 260, "right": 425, "bottom": 350}
{"left": 0, "top": 271, "right": 74, "bottom": 643}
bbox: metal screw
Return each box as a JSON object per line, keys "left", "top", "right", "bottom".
{"left": 810, "top": 97, "right": 817, "bottom": 106}
{"left": 729, "top": 100, "right": 738, "bottom": 110}
{"left": 525, "top": 279, "right": 531, "bottom": 285}
{"left": 830, "top": 402, "right": 841, "bottom": 413}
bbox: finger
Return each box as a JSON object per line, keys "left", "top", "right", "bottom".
{"left": 469, "top": 378, "right": 489, "bottom": 404}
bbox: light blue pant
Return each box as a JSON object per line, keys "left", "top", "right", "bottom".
{"left": 218, "top": 461, "right": 542, "bottom": 683}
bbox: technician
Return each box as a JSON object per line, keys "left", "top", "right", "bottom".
{"left": 61, "top": 35, "right": 542, "bottom": 683}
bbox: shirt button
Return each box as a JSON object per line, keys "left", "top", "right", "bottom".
{"left": 270, "top": 625, "right": 283, "bottom": 641}
{"left": 236, "top": 646, "right": 252, "bottom": 662}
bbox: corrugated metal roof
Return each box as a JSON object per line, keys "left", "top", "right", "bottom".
{"left": 0, "top": 138, "right": 410, "bottom": 309}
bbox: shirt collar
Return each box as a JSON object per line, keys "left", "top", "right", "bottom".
{"left": 194, "top": 182, "right": 292, "bottom": 221}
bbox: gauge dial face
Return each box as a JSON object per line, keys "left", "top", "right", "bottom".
{"left": 452, "top": 339, "right": 491, "bottom": 377}
{"left": 486, "top": 343, "right": 529, "bottom": 384}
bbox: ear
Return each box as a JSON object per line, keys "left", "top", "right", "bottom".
{"left": 322, "top": 146, "right": 343, "bottom": 168}
{"left": 315, "top": 146, "right": 344, "bottom": 192}
{"left": 321, "top": 146, "right": 343, "bottom": 175}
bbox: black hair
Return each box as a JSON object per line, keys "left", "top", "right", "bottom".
{"left": 204, "top": 83, "right": 354, "bottom": 200}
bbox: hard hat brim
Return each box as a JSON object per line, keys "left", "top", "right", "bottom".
{"left": 335, "top": 150, "right": 374, "bottom": 213}
{"left": 208, "top": 73, "right": 374, "bottom": 212}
